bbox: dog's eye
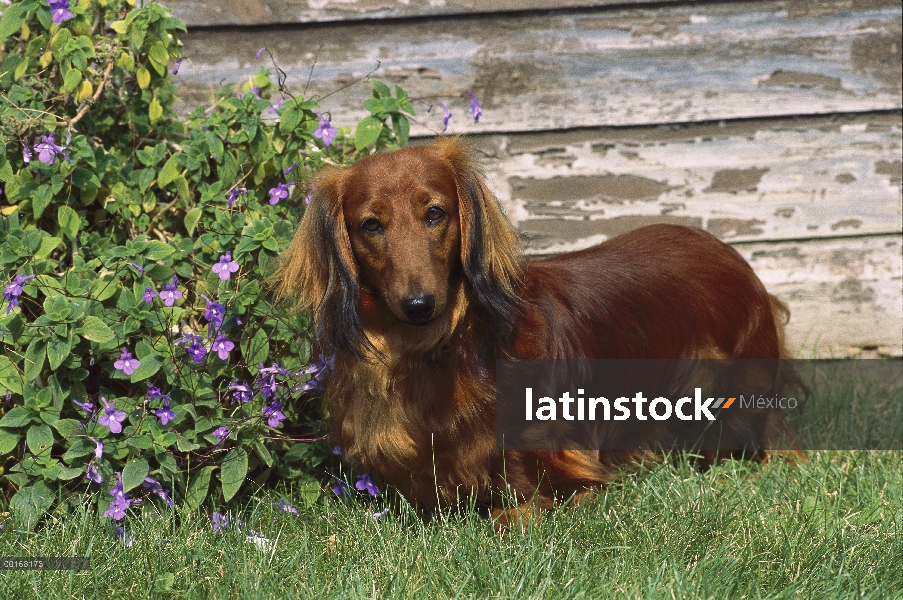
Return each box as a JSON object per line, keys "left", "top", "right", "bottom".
{"left": 426, "top": 206, "right": 446, "bottom": 224}
{"left": 361, "top": 218, "right": 383, "bottom": 233}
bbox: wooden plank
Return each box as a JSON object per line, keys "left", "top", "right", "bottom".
{"left": 468, "top": 113, "right": 902, "bottom": 252}
{"left": 174, "top": 1, "right": 902, "bottom": 133}
{"left": 167, "top": 0, "right": 688, "bottom": 27}
{"left": 738, "top": 235, "right": 902, "bottom": 357}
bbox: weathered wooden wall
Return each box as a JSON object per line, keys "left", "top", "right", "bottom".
{"left": 172, "top": 0, "right": 903, "bottom": 356}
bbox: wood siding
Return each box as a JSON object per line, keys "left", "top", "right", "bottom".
{"left": 174, "top": 0, "right": 903, "bottom": 356}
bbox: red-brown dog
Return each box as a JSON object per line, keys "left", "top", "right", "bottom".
{"left": 276, "top": 137, "right": 797, "bottom": 524}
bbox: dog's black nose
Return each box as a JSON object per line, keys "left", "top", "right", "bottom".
{"left": 401, "top": 294, "right": 435, "bottom": 323}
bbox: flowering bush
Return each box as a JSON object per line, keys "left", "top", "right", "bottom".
{"left": 0, "top": 0, "right": 476, "bottom": 528}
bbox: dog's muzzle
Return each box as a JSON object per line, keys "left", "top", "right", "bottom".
{"left": 401, "top": 294, "right": 435, "bottom": 324}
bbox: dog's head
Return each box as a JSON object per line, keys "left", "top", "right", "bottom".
{"left": 275, "top": 137, "right": 523, "bottom": 357}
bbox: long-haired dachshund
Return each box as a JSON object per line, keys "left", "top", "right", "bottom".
{"left": 275, "top": 137, "right": 798, "bottom": 525}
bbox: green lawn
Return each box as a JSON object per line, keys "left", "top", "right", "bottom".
{"left": 1, "top": 450, "right": 900, "bottom": 599}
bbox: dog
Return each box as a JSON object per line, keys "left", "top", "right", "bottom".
{"left": 275, "top": 137, "right": 800, "bottom": 525}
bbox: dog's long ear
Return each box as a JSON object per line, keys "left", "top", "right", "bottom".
{"left": 273, "top": 169, "right": 368, "bottom": 356}
{"left": 434, "top": 137, "right": 524, "bottom": 328}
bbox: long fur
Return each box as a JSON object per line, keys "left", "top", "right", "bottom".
{"left": 275, "top": 138, "right": 800, "bottom": 522}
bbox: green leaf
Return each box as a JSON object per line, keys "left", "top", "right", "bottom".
{"left": 0, "top": 428, "right": 20, "bottom": 454}
{"left": 149, "top": 42, "right": 170, "bottom": 73}
{"left": 145, "top": 240, "right": 175, "bottom": 261}
{"left": 130, "top": 350, "right": 164, "bottom": 383}
{"left": 184, "top": 206, "right": 202, "bottom": 236}
{"left": 136, "top": 67, "right": 151, "bottom": 89}
{"left": 354, "top": 116, "right": 383, "bottom": 151}
{"left": 184, "top": 465, "right": 215, "bottom": 510}
{"left": 122, "top": 457, "right": 149, "bottom": 493}
{"left": 77, "top": 316, "right": 115, "bottom": 343}
{"left": 158, "top": 155, "right": 180, "bottom": 188}
{"left": 46, "top": 335, "right": 72, "bottom": 371}
{"left": 24, "top": 339, "right": 46, "bottom": 381}
{"left": 26, "top": 424, "right": 54, "bottom": 457}
{"left": 57, "top": 465, "right": 85, "bottom": 480}
{"left": 0, "top": 355, "right": 24, "bottom": 395}
{"left": 62, "top": 437, "right": 95, "bottom": 461}
{"left": 149, "top": 96, "right": 163, "bottom": 122}
{"left": 392, "top": 114, "right": 410, "bottom": 146}
{"left": 35, "top": 235, "right": 63, "bottom": 259}
{"left": 33, "top": 184, "right": 53, "bottom": 219}
{"left": 371, "top": 79, "right": 392, "bottom": 98}
{"left": 0, "top": 406, "right": 38, "bottom": 428}
{"left": 57, "top": 205, "right": 81, "bottom": 240}
{"left": 62, "top": 68, "right": 82, "bottom": 93}
{"left": 0, "top": 3, "right": 28, "bottom": 43}
{"left": 242, "top": 328, "right": 270, "bottom": 367}
{"left": 110, "top": 20, "right": 128, "bottom": 34}
{"left": 51, "top": 418, "right": 81, "bottom": 439}
{"left": 11, "top": 481, "right": 54, "bottom": 529}
{"left": 220, "top": 447, "right": 248, "bottom": 502}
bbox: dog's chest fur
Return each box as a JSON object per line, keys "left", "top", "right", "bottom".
{"left": 325, "top": 341, "right": 499, "bottom": 508}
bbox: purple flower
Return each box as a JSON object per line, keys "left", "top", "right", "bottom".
{"left": 114, "top": 347, "right": 141, "bottom": 376}
{"left": 227, "top": 187, "right": 247, "bottom": 208}
{"left": 263, "top": 400, "right": 285, "bottom": 428}
{"left": 211, "top": 252, "right": 239, "bottom": 281}
{"left": 142, "top": 477, "right": 173, "bottom": 507}
{"left": 73, "top": 398, "right": 94, "bottom": 416}
{"left": 201, "top": 295, "right": 226, "bottom": 337}
{"left": 22, "top": 140, "right": 32, "bottom": 164}
{"left": 274, "top": 499, "right": 298, "bottom": 515}
{"left": 155, "top": 398, "right": 176, "bottom": 426}
{"left": 127, "top": 262, "right": 145, "bottom": 275}
{"left": 85, "top": 463, "right": 102, "bottom": 484}
{"left": 115, "top": 526, "right": 134, "bottom": 547}
{"left": 438, "top": 103, "right": 453, "bottom": 132}
{"left": 228, "top": 380, "right": 253, "bottom": 403}
{"left": 256, "top": 47, "right": 267, "bottom": 59}
{"left": 267, "top": 98, "right": 285, "bottom": 115}
{"left": 177, "top": 334, "right": 207, "bottom": 363}
{"left": 104, "top": 473, "right": 140, "bottom": 521}
{"left": 268, "top": 182, "right": 292, "bottom": 205}
{"left": 98, "top": 397, "right": 127, "bottom": 434}
{"left": 355, "top": 473, "right": 379, "bottom": 497}
{"left": 331, "top": 476, "right": 350, "bottom": 499}
{"left": 212, "top": 426, "right": 229, "bottom": 444}
{"left": 92, "top": 437, "right": 104, "bottom": 460}
{"left": 468, "top": 91, "right": 483, "bottom": 124}
{"left": 159, "top": 276, "right": 183, "bottom": 307}
{"left": 34, "top": 132, "right": 71, "bottom": 165}
{"left": 212, "top": 333, "right": 234, "bottom": 361}
{"left": 314, "top": 114, "right": 337, "bottom": 146}
{"left": 366, "top": 508, "right": 390, "bottom": 520}
{"left": 256, "top": 364, "right": 280, "bottom": 400}
{"left": 3, "top": 274, "right": 36, "bottom": 315}
{"left": 283, "top": 161, "right": 298, "bottom": 176}
{"left": 212, "top": 511, "right": 230, "bottom": 531}
{"left": 171, "top": 58, "right": 182, "bottom": 75}
{"left": 47, "top": 0, "right": 73, "bottom": 25}
{"left": 142, "top": 287, "right": 157, "bottom": 303}
{"left": 299, "top": 353, "right": 335, "bottom": 393}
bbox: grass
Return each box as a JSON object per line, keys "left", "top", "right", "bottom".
{"left": 1, "top": 450, "right": 900, "bottom": 599}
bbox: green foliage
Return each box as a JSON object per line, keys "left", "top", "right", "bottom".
{"left": 0, "top": 0, "right": 426, "bottom": 528}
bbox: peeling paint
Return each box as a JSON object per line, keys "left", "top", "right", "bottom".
{"left": 831, "top": 218, "right": 864, "bottom": 231}
{"left": 707, "top": 218, "right": 766, "bottom": 238}
{"left": 511, "top": 174, "right": 669, "bottom": 203}
{"left": 705, "top": 168, "right": 770, "bottom": 193}
{"left": 759, "top": 70, "right": 846, "bottom": 91}
{"left": 875, "top": 159, "right": 902, "bottom": 184}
